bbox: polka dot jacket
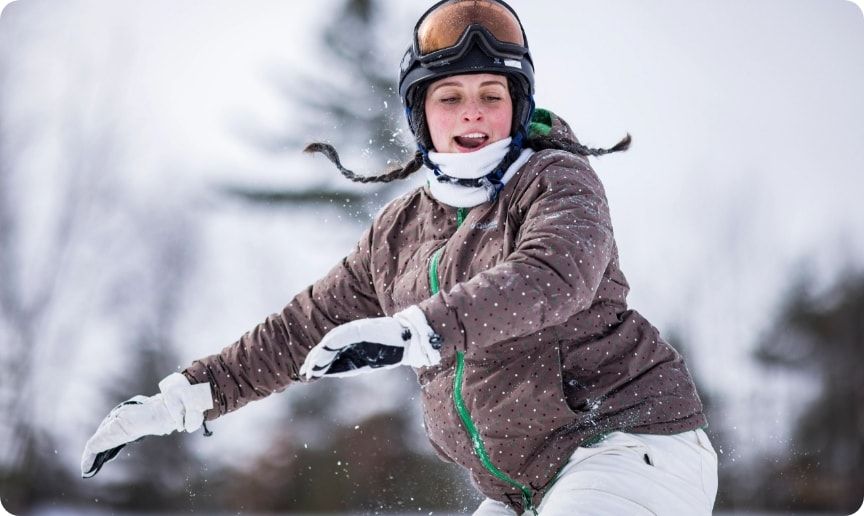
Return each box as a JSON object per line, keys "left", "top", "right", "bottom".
{"left": 183, "top": 113, "right": 707, "bottom": 512}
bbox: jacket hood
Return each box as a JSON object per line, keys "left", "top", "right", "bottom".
{"left": 527, "top": 108, "right": 581, "bottom": 146}
{"left": 527, "top": 108, "right": 632, "bottom": 158}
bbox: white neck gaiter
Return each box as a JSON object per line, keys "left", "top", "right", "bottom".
{"left": 425, "top": 138, "right": 534, "bottom": 208}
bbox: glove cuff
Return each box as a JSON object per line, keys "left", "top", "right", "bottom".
{"left": 158, "top": 373, "right": 214, "bottom": 433}
{"left": 393, "top": 305, "right": 442, "bottom": 368}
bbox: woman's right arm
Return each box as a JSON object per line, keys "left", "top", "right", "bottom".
{"left": 81, "top": 223, "right": 383, "bottom": 477}
{"left": 183, "top": 223, "right": 383, "bottom": 420}
{"left": 81, "top": 192, "right": 427, "bottom": 478}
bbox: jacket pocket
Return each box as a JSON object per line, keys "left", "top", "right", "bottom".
{"left": 556, "top": 338, "right": 598, "bottom": 417}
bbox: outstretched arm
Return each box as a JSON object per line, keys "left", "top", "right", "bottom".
{"left": 183, "top": 225, "right": 383, "bottom": 418}
{"left": 82, "top": 224, "right": 383, "bottom": 476}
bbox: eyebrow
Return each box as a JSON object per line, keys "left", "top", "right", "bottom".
{"left": 431, "top": 80, "right": 507, "bottom": 92}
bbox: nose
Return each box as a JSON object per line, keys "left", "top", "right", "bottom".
{"left": 461, "top": 99, "right": 484, "bottom": 122}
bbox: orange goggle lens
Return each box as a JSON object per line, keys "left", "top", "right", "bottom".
{"left": 416, "top": 0, "right": 525, "bottom": 56}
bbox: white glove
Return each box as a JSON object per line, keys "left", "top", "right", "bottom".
{"left": 81, "top": 373, "right": 213, "bottom": 478}
{"left": 299, "top": 305, "right": 443, "bottom": 380}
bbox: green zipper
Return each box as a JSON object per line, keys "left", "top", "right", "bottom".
{"left": 427, "top": 206, "right": 537, "bottom": 513}
{"left": 429, "top": 247, "right": 443, "bottom": 296}
{"left": 456, "top": 206, "right": 467, "bottom": 227}
{"left": 453, "top": 353, "right": 536, "bottom": 512}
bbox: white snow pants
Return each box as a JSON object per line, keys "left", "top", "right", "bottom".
{"left": 472, "top": 429, "right": 718, "bottom": 516}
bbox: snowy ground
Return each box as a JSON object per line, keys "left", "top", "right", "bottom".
{"left": 22, "top": 508, "right": 848, "bottom": 516}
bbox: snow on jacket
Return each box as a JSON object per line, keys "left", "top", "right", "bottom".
{"left": 182, "top": 112, "right": 707, "bottom": 512}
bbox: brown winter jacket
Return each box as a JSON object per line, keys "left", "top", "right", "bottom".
{"left": 183, "top": 112, "right": 706, "bottom": 512}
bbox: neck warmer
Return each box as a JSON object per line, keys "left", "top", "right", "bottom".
{"left": 428, "top": 137, "right": 512, "bottom": 182}
{"left": 425, "top": 139, "right": 534, "bottom": 208}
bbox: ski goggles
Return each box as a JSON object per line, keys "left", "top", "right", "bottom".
{"left": 412, "top": 0, "right": 530, "bottom": 65}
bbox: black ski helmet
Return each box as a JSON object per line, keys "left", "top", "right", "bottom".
{"left": 398, "top": 0, "right": 535, "bottom": 153}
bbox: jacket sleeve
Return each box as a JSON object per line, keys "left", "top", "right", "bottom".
{"left": 417, "top": 157, "right": 614, "bottom": 354}
{"left": 182, "top": 225, "right": 382, "bottom": 420}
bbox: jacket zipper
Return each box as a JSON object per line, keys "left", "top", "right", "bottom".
{"left": 427, "top": 206, "right": 537, "bottom": 514}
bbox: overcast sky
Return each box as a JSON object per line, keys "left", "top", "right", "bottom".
{"left": 2, "top": 0, "right": 863, "bottom": 469}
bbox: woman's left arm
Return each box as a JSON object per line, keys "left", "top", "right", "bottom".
{"left": 418, "top": 158, "right": 615, "bottom": 353}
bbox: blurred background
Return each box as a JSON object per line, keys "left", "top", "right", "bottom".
{"left": 1, "top": 0, "right": 862, "bottom": 514}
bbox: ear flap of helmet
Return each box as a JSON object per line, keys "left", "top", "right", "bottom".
{"left": 507, "top": 76, "right": 534, "bottom": 140}
{"left": 408, "top": 88, "right": 434, "bottom": 152}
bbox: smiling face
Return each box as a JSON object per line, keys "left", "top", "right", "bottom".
{"left": 424, "top": 73, "right": 513, "bottom": 153}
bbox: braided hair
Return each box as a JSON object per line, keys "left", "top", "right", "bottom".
{"left": 303, "top": 142, "right": 425, "bottom": 184}
{"left": 305, "top": 134, "right": 630, "bottom": 186}
{"left": 526, "top": 130, "right": 632, "bottom": 157}
{"left": 305, "top": 81, "right": 630, "bottom": 184}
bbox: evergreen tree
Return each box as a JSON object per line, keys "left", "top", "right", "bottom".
{"left": 225, "top": 0, "right": 411, "bottom": 212}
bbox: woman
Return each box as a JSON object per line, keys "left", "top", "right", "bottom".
{"left": 81, "top": 1, "right": 718, "bottom": 514}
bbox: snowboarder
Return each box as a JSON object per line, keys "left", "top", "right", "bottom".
{"left": 82, "top": 1, "right": 718, "bottom": 514}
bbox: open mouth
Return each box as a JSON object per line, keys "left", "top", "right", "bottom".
{"left": 454, "top": 133, "right": 489, "bottom": 150}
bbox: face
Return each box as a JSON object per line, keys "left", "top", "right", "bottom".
{"left": 424, "top": 73, "right": 513, "bottom": 153}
